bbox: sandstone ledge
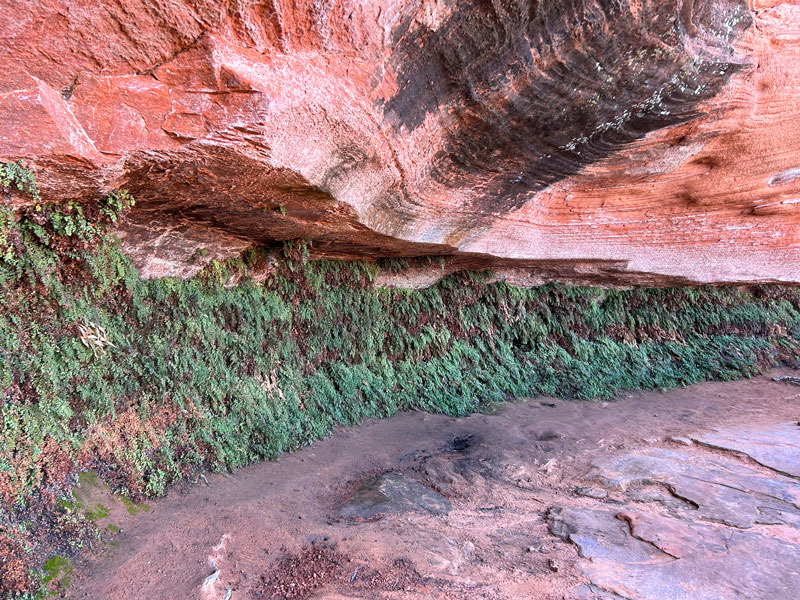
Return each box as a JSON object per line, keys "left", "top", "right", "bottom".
{"left": 1, "top": 1, "right": 799, "bottom": 284}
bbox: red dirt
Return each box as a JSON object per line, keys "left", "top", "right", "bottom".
{"left": 256, "top": 544, "right": 426, "bottom": 599}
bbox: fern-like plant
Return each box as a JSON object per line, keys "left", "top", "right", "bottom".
{"left": 0, "top": 160, "right": 40, "bottom": 201}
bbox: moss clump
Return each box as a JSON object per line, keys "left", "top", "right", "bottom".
{"left": 41, "top": 555, "right": 70, "bottom": 585}
{"left": 41, "top": 554, "right": 72, "bottom": 597}
{"left": 1, "top": 162, "right": 800, "bottom": 597}
{"left": 85, "top": 504, "right": 110, "bottom": 521}
{"left": 119, "top": 497, "right": 148, "bottom": 516}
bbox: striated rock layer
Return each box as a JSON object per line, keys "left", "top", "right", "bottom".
{"left": 1, "top": 0, "right": 800, "bottom": 284}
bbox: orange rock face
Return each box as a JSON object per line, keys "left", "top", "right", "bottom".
{"left": 1, "top": 0, "right": 799, "bottom": 283}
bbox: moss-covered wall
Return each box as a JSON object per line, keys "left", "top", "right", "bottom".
{"left": 1, "top": 165, "right": 799, "bottom": 597}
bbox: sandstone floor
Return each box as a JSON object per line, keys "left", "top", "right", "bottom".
{"left": 66, "top": 370, "right": 800, "bottom": 600}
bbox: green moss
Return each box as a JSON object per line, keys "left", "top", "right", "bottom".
{"left": 105, "top": 524, "right": 120, "bottom": 534}
{"left": 41, "top": 555, "right": 71, "bottom": 586}
{"left": 85, "top": 504, "right": 110, "bottom": 521}
{"left": 119, "top": 497, "right": 149, "bottom": 516}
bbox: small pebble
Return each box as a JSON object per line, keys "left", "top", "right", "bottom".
{"left": 669, "top": 436, "right": 693, "bottom": 446}
{"left": 575, "top": 486, "right": 608, "bottom": 499}
{"left": 463, "top": 541, "right": 475, "bottom": 559}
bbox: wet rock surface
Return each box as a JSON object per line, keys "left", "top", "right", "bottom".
{"left": 67, "top": 372, "right": 800, "bottom": 599}
{"left": 338, "top": 472, "right": 452, "bottom": 521}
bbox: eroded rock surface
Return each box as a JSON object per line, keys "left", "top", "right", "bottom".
{"left": 2, "top": 1, "right": 800, "bottom": 283}
{"left": 694, "top": 422, "right": 800, "bottom": 478}
{"left": 549, "top": 507, "right": 800, "bottom": 600}
{"left": 591, "top": 445, "right": 800, "bottom": 528}
{"left": 553, "top": 422, "right": 800, "bottom": 599}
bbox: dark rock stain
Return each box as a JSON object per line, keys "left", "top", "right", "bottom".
{"left": 680, "top": 189, "right": 700, "bottom": 207}
{"left": 380, "top": 0, "right": 752, "bottom": 222}
{"left": 692, "top": 156, "right": 722, "bottom": 170}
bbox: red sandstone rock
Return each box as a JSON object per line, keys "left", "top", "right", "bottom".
{"left": 1, "top": 0, "right": 799, "bottom": 284}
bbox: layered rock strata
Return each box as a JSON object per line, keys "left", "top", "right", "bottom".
{"left": 1, "top": 0, "right": 799, "bottom": 283}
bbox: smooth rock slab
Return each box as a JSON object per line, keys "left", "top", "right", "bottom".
{"left": 338, "top": 472, "right": 451, "bottom": 521}
{"left": 575, "top": 584, "right": 628, "bottom": 600}
{"left": 694, "top": 423, "right": 800, "bottom": 479}
{"left": 592, "top": 447, "right": 800, "bottom": 528}
{"left": 554, "top": 424, "right": 800, "bottom": 599}
{"left": 549, "top": 507, "right": 800, "bottom": 600}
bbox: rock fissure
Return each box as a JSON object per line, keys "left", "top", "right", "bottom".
{"left": 616, "top": 513, "right": 683, "bottom": 560}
